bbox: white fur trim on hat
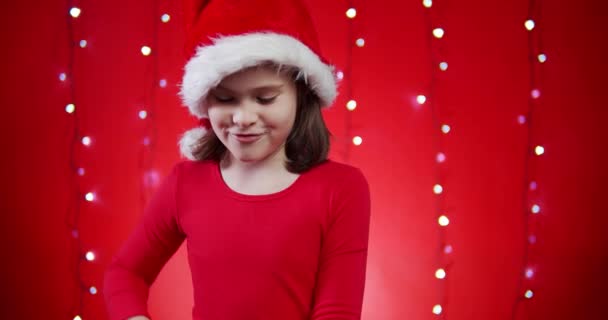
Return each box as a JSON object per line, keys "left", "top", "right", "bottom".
{"left": 179, "top": 32, "right": 337, "bottom": 118}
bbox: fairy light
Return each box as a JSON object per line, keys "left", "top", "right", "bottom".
{"left": 65, "top": 103, "right": 75, "bottom": 114}
{"left": 159, "top": 79, "right": 167, "bottom": 87}
{"left": 416, "top": 94, "right": 427, "bottom": 105}
{"left": 432, "top": 28, "right": 445, "bottom": 38}
{"left": 346, "top": 8, "right": 357, "bottom": 18}
{"left": 84, "top": 192, "right": 95, "bottom": 202}
{"left": 73, "top": 316, "right": 82, "bottom": 320}
{"left": 534, "top": 145, "right": 545, "bottom": 155}
{"left": 139, "top": 110, "right": 148, "bottom": 119}
{"left": 346, "top": 100, "right": 357, "bottom": 111}
{"left": 70, "top": 7, "right": 81, "bottom": 18}
{"left": 81, "top": 136, "right": 91, "bottom": 146}
{"left": 423, "top": 1, "right": 453, "bottom": 316}
{"left": 59, "top": 73, "right": 67, "bottom": 81}
{"left": 336, "top": 71, "right": 344, "bottom": 80}
{"left": 161, "top": 13, "right": 170, "bottom": 23}
{"left": 352, "top": 136, "right": 363, "bottom": 146}
{"left": 85, "top": 251, "right": 95, "bottom": 261}
{"left": 433, "top": 184, "right": 443, "bottom": 194}
{"left": 355, "top": 38, "right": 365, "bottom": 47}
{"left": 79, "top": 40, "right": 87, "bottom": 48}
{"left": 89, "top": 286, "right": 98, "bottom": 295}
{"left": 524, "top": 19, "right": 535, "bottom": 31}
{"left": 441, "top": 124, "right": 451, "bottom": 134}
{"left": 141, "top": 45, "right": 152, "bottom": 56}
{"left": 512, "top": 1, "right": 547, "bottom": 318}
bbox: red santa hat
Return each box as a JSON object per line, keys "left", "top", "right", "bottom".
{"left": 178, "top": 0, "right": 338, "bottom": 160}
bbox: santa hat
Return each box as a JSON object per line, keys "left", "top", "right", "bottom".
{"left": 178, "top": 0, "right": 338, "bottom": 160}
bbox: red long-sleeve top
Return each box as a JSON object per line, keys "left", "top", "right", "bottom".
{"left": 103, "top": 159, "right": 371, "bottom": 320}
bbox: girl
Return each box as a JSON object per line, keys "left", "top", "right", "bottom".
{"left": 103, "top": 1, "right": 371, "bottom": 319}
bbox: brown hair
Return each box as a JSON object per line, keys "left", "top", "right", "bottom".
{"left": 189, "top": 64, "right": 332, "bottom": 173}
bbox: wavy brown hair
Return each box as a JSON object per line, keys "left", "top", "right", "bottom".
{"left": 190, "top": 63, "right": 332, "bottom": 173}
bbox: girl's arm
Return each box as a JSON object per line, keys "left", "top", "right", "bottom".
{"left": 104, "top": 163, "right": 186, "bottom": 320}
{"left": 310, "top": 168, "right": 372, "bottom": 320}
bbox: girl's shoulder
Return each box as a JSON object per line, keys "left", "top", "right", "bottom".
{"left": 310, "top": 159, "right": 368, "bottom": 184}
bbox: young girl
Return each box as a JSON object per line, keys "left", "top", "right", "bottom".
{"left": 103, "top": 1, "right": 371, "bottom": 319}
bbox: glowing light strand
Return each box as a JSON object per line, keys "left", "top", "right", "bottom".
{"left": 423, "top": 1, "right": 452, "bottom": 317}
{"left": 511, "top": 0, "right": 545, "bottom": 318}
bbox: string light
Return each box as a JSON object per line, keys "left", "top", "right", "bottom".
{"left": 355, "top": 38, "right": 365, "bottom": 47}
{"left": 352, "top": 136, "right": 363, "bottom": 146}
{"left": 438, "top": 215, "right": 450, "bottom": 227}
{"left": 346, "top": 100, "right": 357, "bottom": 111}
{"left": 534, "top": 145, "right": 545, "bottom": 155}
{"left": 161, "top": 13, "right": 170, "bottom": 23}
{"left": 85, "top": 251, "right": 95, "bottom": 261}
{"left": 416, "top": 94, "right": 427, "bottom": 105}
{"left": 81, "top": 136, "right": 91, "bottom": 146}
{"left": 65, "top": 103, "right": 75, "bottom": 114}
{"left": 512, "top": 1, "right": 547, "bottom": 318}
{"left": 59, "top": 72, "right": 67, "bottom": 81}
{"left": 436, "top": 152, "right": 446, "bottom": 163}
{"left": 79, "top": 40, "right": 87, "bottom": 48}
{"left": 423, "top": 0, "right": 433, "bottom": 8}
{"left": 139, "top": 110, "right": 148, "bottom": 119}
{"left": 89, "top": 286, "right": 98, "bottom": 295}
{"left": 441, "top": 124, "right": 451, "bottom": 134}
{"left": 70, "top": 7, "right": 81, "bottom": 18}
{"left": 524, "top": 19, "right": 535, "bottom": 31}
{"left": 346, "top": 8, "right": 357, "bottom": 19}
{"left": 336, "top": 70, "right": 344, "bottom": 80}
{"left": 73, "top": 316, "right": 82, "bottom": 320}
{"left": 84, "top": 192, "right": 95, "bottom": 202}
{"left": 141, "top": 45, "right": 152, "bottom": 56}
{"left": 432, "top": 304, "right": 443, "bottom": 315}
{"left": 432, "top": 28, "right": 445, "bottom": 39}
{"left": 435, "top": 268, "right": 446, "bottom": 279}
{"left": 159, "top": 78, "right": 167, "bottom": 87}
{"left": 439, "top": 61, "right": 448, "bottom": 71}
{"left": 433, "top": 184, "right": 443, "bottom": 194}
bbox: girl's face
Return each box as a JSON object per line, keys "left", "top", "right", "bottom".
{"left": 207, "top": 66, "right": 298, "bottom": 166}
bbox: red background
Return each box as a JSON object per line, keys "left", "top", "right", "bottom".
{"left": 1, "top": 0, "right": 606, "bottom": 319}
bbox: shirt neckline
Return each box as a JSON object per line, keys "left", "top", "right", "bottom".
{"left": 212, "top": 160, "right": 305, "bottom": 202}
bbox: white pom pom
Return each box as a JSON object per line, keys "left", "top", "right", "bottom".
{"left": 178, "top": 127, "right": 207, "bottom": 160}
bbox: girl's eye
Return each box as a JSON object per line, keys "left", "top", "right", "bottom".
{"left": 257, "top": 96, "right": 277, "bottom": 104}
{"left": 213, "top": 95, "right": 234, "bottom": 103}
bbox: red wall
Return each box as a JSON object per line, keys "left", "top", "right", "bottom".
{"left": 1, "top": 0, "right": 606, "bottom": 319}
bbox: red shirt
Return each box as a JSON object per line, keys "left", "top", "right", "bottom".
{"left": 103, "top": 159, "right": 371, "bottom": 320}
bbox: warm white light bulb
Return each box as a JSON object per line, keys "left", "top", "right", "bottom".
{"left": 441, "top": 124, "right": 451, "bottom": 134}
{"left": 85, "top": 251, "right": 95, "bottom": 261}
{"left": 89, "top": 286, "right": 98, "bottom": 295}
{"left": 435, "top": 268, "right": 446, "bottom": 279}
{"left": 70, "top": 7, "right": 81, "bottom": 18}
{"left": 438, "top": 215, "right": 450, "bottom": 227}
{"left": 432, "top": 304, "right": 443, "bottom": 315}
{"left": 141, "top": 46, "right": 152, "bottom": 56}
{"left": 65, "top": 103, "right": 75, "bottom": 114}
{"left": 353, "top": 136, "right": 363, "bottom": 146}
{"left": 159, "top": 79, "right": 167, "bottom": 88}
{"left": 139, "top": 110, "right": 147, "bottom": 119}
{"left": 538, "top": 53, "right": 547, "bottom": 63}
{"left": 74, "top": 316, "right": 82, "bottom": 320}
{"left": 531, "top": 204, "right": 540, "bottom": 214}
{"left": 79, "top": 40, "right": 87, "bottom": 48}
{"left": 346, "top": 100, "right": 357, "bottom": 111}
{"left": 81, "top": 136, "right": 91, "bottom": 146}
{"left": 59, "top": 73, "right": 67, "bottom": 81}
{"left": 336, "top": 71, "right": 344, "bottom": 80}
{"left": 417, "top": 95, "right": 427, "bottom": 105}
{"left": 432, "top": 28, "right": 445, "bottom": 39}
{"left": 439, "top": 61, "right": 448, "bottom": 71}
{"left": 433, "top": 184, "right": 443, "bottom": 194}
{"left": 436, "top": 152, "right": 446, "bottom": 163}
{"left": 346, "top": 8, "right": 357, "bottom": 19}
{"left": 423, "top": 0, "right": 433, "bottom": 8}
{"left": 356, "top": 38, "right": 365, "bottom": 47}
{"left": 524, "top": 289, "right": 534, "bottom": 299}
{"left": 535, "top": 145, "right": 545, "bottom": 156}
{"left": 85, "top": 192, "right": 95, "bottom": 202}
{"left": 525, "top": 19, "right": 535, "bottom": 31}
{"left": 161, "top": 13, "right": 171, "bottom": 23}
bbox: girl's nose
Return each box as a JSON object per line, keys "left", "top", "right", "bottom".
{"left": 232, "top": 105, "right": 258, "bottom": 127}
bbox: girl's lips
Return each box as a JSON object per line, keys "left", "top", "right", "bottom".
{"left": 232, "top": 133, "right": 263, "bottom": 143}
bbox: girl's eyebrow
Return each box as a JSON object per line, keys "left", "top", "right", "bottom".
{"left": 215, "top": 84, "right": 284, "bottom": 93}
